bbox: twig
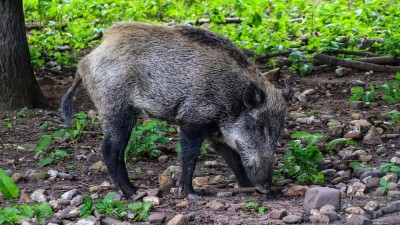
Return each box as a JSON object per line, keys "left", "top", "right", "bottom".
{"left": 314, "top": 53, "right": 400, "bottom": 72}
{"left": 216, "top": 187, "right": 256, "bottom": 194}
{"left": 187, "top": 17, "right": 243, "bottom": 25}
{"left": 43, "top": 67, "right": 64, "bottom": 75}
{"left": 255, "top": 49, "right": 381, "bottom": 63}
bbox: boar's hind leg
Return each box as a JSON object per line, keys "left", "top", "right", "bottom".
{"left": 179, "top": 125, "right": 207, "bottom": 200}
{"left": 102, "top": 104, "right": 137, "bottom": 198}
{"left": 210, "top": 139, "right": 252, "bottom": 187}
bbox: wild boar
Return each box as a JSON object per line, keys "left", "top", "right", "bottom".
{"left": 61, "top": 22, "right": 293, "bottom": 200}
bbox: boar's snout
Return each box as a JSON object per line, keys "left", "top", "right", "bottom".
{"left": 245, "top": 154, "right": 274, "bottom": 195}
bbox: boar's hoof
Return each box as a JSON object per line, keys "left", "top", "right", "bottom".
{"left": 255, "top": 186, "right": 270, "bottom": 195}
{"left": 188, "top": 193, "right": 201, "bottom": 200}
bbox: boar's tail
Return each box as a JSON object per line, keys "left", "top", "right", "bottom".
{"left": 61, "top": 72, "right": 82, "bottom": 128}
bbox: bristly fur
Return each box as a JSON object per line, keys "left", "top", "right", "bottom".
{"left": 177, "top": 26, "right": 251, "bottom": 68}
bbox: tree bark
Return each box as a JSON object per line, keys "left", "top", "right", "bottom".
{"left": 0, "top": 0, "right": 47, "bottom": 110}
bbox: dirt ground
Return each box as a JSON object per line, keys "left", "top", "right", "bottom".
{"left": 0, "top": 66, "right": 400, "bottom": 225}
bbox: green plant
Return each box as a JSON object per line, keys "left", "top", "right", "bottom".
{"left": 125, "top": 119, "right": 172, "bottom": 161}
{"left": 16, "top": 107, "right": 29, "bottom": 122}
{"left": 379, "top": 177, "right": 388, "bottom": 193}
{"left": 349, "top": 162, "right": 371, "bottom": 169}
{"left": 80, "top": 192, "right": 153, "bottom": 222}
{"left": 39, "top": 121, "right": 54, "bottom": 130}
{"left": 64, "top": 112, "right": 96, "bottom": 141}
{"left": 278, "top": 131, "right": 325, "bottom": 184}
{"left": 288, "top": 51, "right": 314, "bottom": 76}
{"left": 349, "top": 84, "right": 375, "bottom": 103}
{"left": 384, "top": 110, "right": 400, "bottom": 125}
{"left": 379, "top": 72, "right": 400, "bottom": 104}
{"left": 0, "top": 202, "right": 53, "bottom": 225}
{"left": 95, "top": 192, "right": 127, "bottom": 219}
{"left": 38, "top": 149, "right": 70, "bottom": 167}
{"left": 245, "top": 202, "right": 266, "bottom": 215}
{"left": 1, "top": 118, "right": 15, "bottom": 131}
{"left": 326, "top": 138, "right": 357, "bottom": 153}
{"left": 0, "top": 169, "right": 19, "bottom": 200}
{"left": 379, "top": 163, "right": 400, "bottom": 174}
{"left": 128, "top": 201, "right": 152, "bottom": 222}
{"left": 34, "top": 129, "right": 65, "bottom": 153}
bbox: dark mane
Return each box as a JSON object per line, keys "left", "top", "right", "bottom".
{"left": 177, "top": 26, "right": 251, "bottom": 67}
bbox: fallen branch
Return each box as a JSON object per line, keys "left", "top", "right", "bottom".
{"left": 187, "top": 17, "right": 243, "bottom": 25}
{"left": 255, "top": 49, "right": 381, "bottom": 63}
{"left": 355, "top": 56, "right": 400, "bottom": 65}
{"left": 314, "top": 53, "right": 400, "bottom": 72}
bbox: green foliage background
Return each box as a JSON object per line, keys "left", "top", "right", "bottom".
{"left": 23, "top": 0, "right": 400, "bottom": 68}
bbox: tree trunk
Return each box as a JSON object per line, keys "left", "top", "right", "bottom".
{"left": 0, "top": 0, "right": 48, "bottom": 110}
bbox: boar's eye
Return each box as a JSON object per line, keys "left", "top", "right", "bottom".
{"left": 256, "top": 123, "right": 264, "bottom": 133}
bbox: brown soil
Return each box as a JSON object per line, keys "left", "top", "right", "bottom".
{"left": 0, "top": 68, "right": 399, "bottom": 225}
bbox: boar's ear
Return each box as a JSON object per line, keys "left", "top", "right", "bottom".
{"left": 243, "top": 83, "right": 266, "bottom": 109}
{"left": 282, "top": 85, "right": 294, "bottom": 102}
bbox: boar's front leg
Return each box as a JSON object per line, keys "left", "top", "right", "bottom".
{"left": 179, "top": 124, "right": 207, "bottom": 200}
{"left": 209, "top": 138, "right": 252, "bottom": 187}
{"left": 102, "top": 104, "right": 137, "bottom": 198}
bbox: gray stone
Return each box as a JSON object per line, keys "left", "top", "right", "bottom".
{"left": 373, "top": 200, "right": 400, "bottom": 219}
{"left": 71, "top": 195, "right": 84, "bottom": 207}
{"left": 362, "top": 126, "right": 383, "bottom": 145}
{"left": 351, "top": 113, "right": 363, "bottom": 120}
{"left": 30, "top": 189, "right": 47, "bottom": 203}
{"left": 101, "top": 217, "right": 122, "bottom": 225}
{"left": 364, "top": 200, "right": 380, "bottom": 211}
{"left": 390, "top": 156, "right": 400, "bottom": 164}
{"left": 167, "top": 214, "right": 189, "bottom": 225}
{"left": 47, "top": 169, "right": 59, "bottom": 177}
{"left": 308, "top": 215, "right": 330, "bottom": 224}
{"left": 303, "top": 187, "right": 341, "bottom": 212}
{"left": 387, "top": 191, "right": 400, "bottom": 199}
{"left": 158, "top": 155, "right": 168, "bottom": 163}
{"left": 338, "top": 149, "right": 357, "bottom": 160}
{"left": 206, "top": 200, "right": 225, "bottom": 211}
{"left": 149, "top": 212, "right": 166, "bottom": 223}
{"left": 216, "top": 192, "right": 232, "bottom": 198}
{"left": 373, "top": 213, "right": 400, "bottom": 225}
{"left": 328, "top": 125, "right": 344, "bottom": 137}
{"left": 350, "top": 101, "right": 364, "bottom": 110}
{"left": 61, "top": 189, "right": 78, "bottom": 200}
{"left": 11, "top": 173, "right": 24, "bottom": 184}
{"left": 270, "top": 209, "right": 287, "bottom": 219}
{"left": 347, "top": 182, "right": 366, "bottom": 196}
{"left": 353, "top": 167, "right": 373, "bottom": 178}
{"left": 75, "top": 219, "right": 95, "bottom": 225}
{"left": 376, "top": 146, "right": 388, "bottom": 155}
{"left": 350, "top": 120, "right": 372, "bottom": 129}
{"left": 289, "top": 112, "right": 306, "bottom": 120}
{"left": 91, "top": 161, "right": 106, "bottom": 170}
{"left": 322, "top": 169, "right": 337, "bottom": 177}
{"left": 360, "top": 169, "right": 385, "bottom": 180}
{"left": 346, "top": 214, "right": 372, "bottom": 225}
{"left": 282, "top": 215, "right": 302, "bottom": 224}
{"left": 30, "top": 172, "right": 49, "bottom": 182}
{"left": 343, "top": 131, "right": 363, "bottom": 140}
{"left": 320, "top": 210, "right": 338, "bottom": 221}
{"left": 387, "top": 182, "right": 398, "bottom": 190}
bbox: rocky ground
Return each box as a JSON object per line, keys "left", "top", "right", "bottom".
{"left": 1, "top": 66, "right": 400, "bottom": 225}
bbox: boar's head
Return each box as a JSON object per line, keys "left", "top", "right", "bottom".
{"left": 220, "top": 83, "right": 293, "bottom": 194}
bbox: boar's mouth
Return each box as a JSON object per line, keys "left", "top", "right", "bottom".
{"left": 236, "top": 141, "right": 273, "bottom": 195}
